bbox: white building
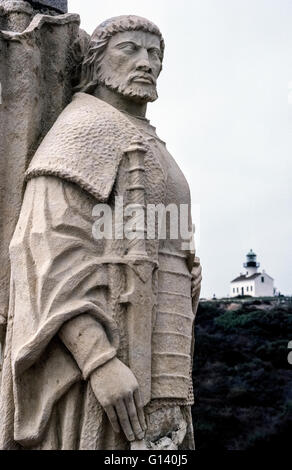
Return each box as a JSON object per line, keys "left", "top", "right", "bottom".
{"left": 230, "top": 250, "right": 274, "bottom": 298}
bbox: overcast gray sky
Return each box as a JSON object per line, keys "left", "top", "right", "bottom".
{"left": 69, "top": 0, "right": 292, "bottom": 298}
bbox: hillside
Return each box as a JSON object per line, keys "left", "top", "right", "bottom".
{"left": 192, "top": 297, "right": 292, "bottom": 450}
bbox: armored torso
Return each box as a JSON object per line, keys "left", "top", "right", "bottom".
{"left": 124, "top": 113, "right": 195, "bottom": 403}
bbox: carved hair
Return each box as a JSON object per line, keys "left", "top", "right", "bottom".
{"left": 75, "top": 15, "right": 165, "bottom": 94}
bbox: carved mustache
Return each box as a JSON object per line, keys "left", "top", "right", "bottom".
{"left": 128, "top": 73, "right": 156, "bottom": 86}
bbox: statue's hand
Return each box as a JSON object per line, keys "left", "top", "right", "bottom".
{"left": 191, "top": 257, "right": 202, "bottom": 298}
{"left": 90, "top": 357, "right": 147, "bottom": 442}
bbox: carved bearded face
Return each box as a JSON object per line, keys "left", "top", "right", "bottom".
{"left": 97, "top": 30, "right": 163, "bottom": 104}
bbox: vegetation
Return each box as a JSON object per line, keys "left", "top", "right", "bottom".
{"left": 192, "top": 298, "right": 292, "bottom": 450}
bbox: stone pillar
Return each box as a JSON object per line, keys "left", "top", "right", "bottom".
{"left": 0, "top": 1, "right": 68, "bottom": 33}
{"left": 0, "top": 1, "right": 89, "bottom": 362}
{"left": 0, "top": 1, "right": 34, "bottom": 32}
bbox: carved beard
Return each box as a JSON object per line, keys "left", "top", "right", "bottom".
{"left": 97, "top": 71, "right": 158, "bottom": 104}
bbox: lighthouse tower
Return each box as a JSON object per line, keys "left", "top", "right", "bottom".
{"left": 244, "top": 249, "right": 260, "bottom": 276}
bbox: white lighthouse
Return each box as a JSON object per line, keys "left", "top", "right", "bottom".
{"left": 230, "top": 250, "right": 275, "bottom": 298}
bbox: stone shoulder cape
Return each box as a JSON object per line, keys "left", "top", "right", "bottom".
{"left": 26, "top": 92, "right": 144, "bottom": 201}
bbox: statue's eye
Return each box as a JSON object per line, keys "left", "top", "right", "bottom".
{"left": 118, "top": 42, "right": 137, "bottom": 53}
{"left": 149, "top": 48, "right": 161, "bottom": 60}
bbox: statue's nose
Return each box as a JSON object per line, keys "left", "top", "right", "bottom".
{"left": 136, "top": 60, "right": 152, "bottom": 74}
{"left": 135, "top": 48, "right": 152, "bottom": 74}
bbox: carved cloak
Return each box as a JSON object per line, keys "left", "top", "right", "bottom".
{"left": 0, "top": 93, "right": 161, "bottom": 448}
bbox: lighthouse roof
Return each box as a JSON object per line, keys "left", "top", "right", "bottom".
{"left": 246, "top": 249, "right": 257, "bottom": 259}
{"left": 231, "top": 273, "right": 262, "bottom": 283}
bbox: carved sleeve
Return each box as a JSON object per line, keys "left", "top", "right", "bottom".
{"left": 59, "top": 314, "right": 116, "bottom": 380}
{"left": 10, "top": 174, "right": 120, "bottom": 384}
{"left": 6, "top": 174, "right": 120, "bottom": 445}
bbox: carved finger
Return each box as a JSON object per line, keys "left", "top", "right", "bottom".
{"left": 104, "top": 405, "right": 120, "bottom": 434}
{"left": 115, "top": 399, "right": 135, "bottom": 442}
{"left": 125, "top": 394, "right": 144, "bottom": 440}
{"left": 192, "top": 287, "right": 201, "bottom": 299}
{"left": 192, "top": 286, "right": 201, "bottom": 298}
{"left": 192, "top": 279, "right": 201, "bottom": 292}
{"left": 192, "top": 267, "right": 202, "bottom": 280}
{"left": 192, "top": 276, "right": 202, "bottom": 291}
{"left": 193, "top": 258, "right": 201, "bottom": 269}
{"left": 133, "top": 389, "right": 147, "bottom": 431}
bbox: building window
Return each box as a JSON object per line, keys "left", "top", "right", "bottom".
{"left": 237, "top": 288, "right": 239, "bottom": 293}
{"left": 251, "top": 286, "right": 253, "bottom": 291}
{"left": 233, "top": 288, "right": 235, "bottom": 293}
{"left": 247, "top": 286, "right": 249, "bottom": 292}
{"left": 261, "top": 277, "right": 264, "bottom": 283}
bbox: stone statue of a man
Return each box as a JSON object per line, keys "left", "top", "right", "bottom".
{"left": 0, "top": 15, "right": 202, "bottom": 450}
